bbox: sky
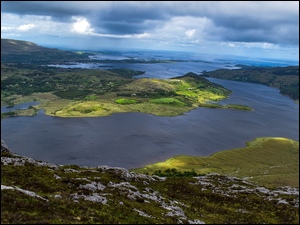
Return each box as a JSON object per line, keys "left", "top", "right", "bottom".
{"left": 1, "top": 1, "right": 299, "bottom": 62}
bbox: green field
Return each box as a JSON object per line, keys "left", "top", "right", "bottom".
{"left": 132, "top": 137, "right": 299, "bottom": 188}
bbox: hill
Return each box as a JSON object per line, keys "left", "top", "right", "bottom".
{"left": 1, "top": 39, "right": 91, "bottom": 64}
{"left": 202, "top": 65, "right": 299, "bottom": 101}
{"left": 1, "top": 140, "right": 299, "bottom": 224}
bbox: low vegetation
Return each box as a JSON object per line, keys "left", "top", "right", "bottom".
{"left": 1, "top": 140, "right": 299, "bottom": 224}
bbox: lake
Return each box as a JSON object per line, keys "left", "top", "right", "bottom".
{"left": 1, "top": 76, "right": 298, "bottom": 169}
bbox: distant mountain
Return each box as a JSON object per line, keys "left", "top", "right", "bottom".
{"left": 1, "top": 39, "right": 91, "bottom": 64}
{"left": 203, "top": 65, "right": 299, "bottom": 101}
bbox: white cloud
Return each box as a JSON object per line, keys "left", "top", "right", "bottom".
{"left": 71, "top": 17, "right": 93, "bottom": 34}
{"left": 133, "top": 32, "right": 151, "bottom": 39}
{"left": 17, "top": 24, "right": 36, "bottom": 32}
{"left": 221, "top": 41, "right": 279, "bottom": 49}
{"left": 262, "top": 42, "right": 278, "bottom": 49}
{"left": 1, "top": 26, "right": 14, "bottom": 31}
{"left": 70, "top": 16, "right": 151, "bottom": 39}
{"left": 142, "top": 16, "right": 211, "bottom": 48}
{"left": 185, "top": 29, "right": 196, "bottom": 38}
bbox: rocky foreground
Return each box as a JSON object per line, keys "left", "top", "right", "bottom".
{"left": 1, "top": 140, "right": 299, "bottom": 224}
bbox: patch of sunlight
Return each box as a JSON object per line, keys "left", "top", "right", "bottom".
{"left": 272, "top": 137, "right": 292, "bottom": 142}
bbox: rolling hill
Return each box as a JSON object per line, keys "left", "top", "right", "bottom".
{"left": 1, "top": 39, "right": 91, "bottom": 64}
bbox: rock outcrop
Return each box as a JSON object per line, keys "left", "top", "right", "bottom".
{"left": 1, "top": 140, "right": 299, "bottom": 224}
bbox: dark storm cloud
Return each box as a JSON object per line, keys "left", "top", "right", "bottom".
{"left": 88, "top": 2, "right": 168, "bottom": 34}
{"left": 1, "top": 1, "right": 81, "bottom": 21}
{"left": 1, "top": 1, "right": 299, "bottom": 45}
{"left": 209, "top": 16, "right": 299, "bottom": 45}
{"left": 1, "top": 1, "right": 167, "bottom": 20}
{"left": 1, "top": 1, "right": 170, "bottom": 34}
{"left": 96, "top": 20, "right": 161, "bottom": 35}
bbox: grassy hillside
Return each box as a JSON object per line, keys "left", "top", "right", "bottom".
{"left": 203, "top": 65, "right": 299, "bottom": 101}
{"left": 132, "top": 137, "right": 299, "bottom": 189}
{"left": 1, "top": 140, "right": 299, "bottom": 224}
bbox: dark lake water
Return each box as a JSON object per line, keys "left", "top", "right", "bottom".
{"left": 1, "top": 76, "right": 298, "bottom": 169}
{"left": 48, "top": 61, "right": 235, "bottom": 79}
{"left": 1, "top": 102, "right": 40, "bottom": 113}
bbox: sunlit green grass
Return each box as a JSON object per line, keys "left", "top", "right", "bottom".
{"left": 54, "top": 101, "right": 117, "bottom": 117}
{"left": 52, "top": 100, "right": 194, "bottom": 117}
{"left": 149, "top": 98, "right": 185, "bottom": 106}
{"left": 115, "top": 98, "right": 138, "bottom": 104}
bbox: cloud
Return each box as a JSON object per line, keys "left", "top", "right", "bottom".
{"left": 71, "top": 17, "right": 93, "bottom": 34}
{"left": 1, "top": 26, "right": 14, "bottom": 32}
{"left": 1, "top": 1, "right": 298, "bottom": 59}
{"left": 69, "top": 15, "right": 151, "bottom": 39}
{"left": 143, "top": 16, "right": 211, "bottom": 47}
{"left": 185, "top": 29, "right": 196, "bottom": 39}
{"left": 17, "top": 23, "right": 36, "bottom": 32}
{"left": 221, "top": 41, "right": 279, "bottom": 49}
